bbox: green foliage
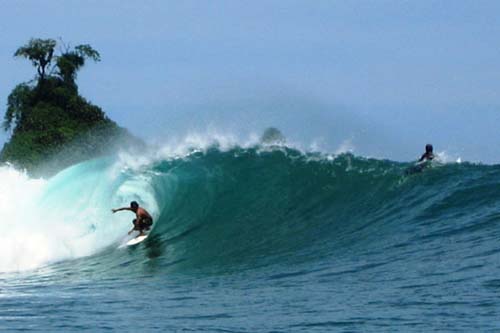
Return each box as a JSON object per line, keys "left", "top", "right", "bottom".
{"left": 56, "top": 44, "right": 100, "bottom": 87}
{"left": 14, "top": 39, "right": 101, "bottom": 88}
{"left": 75, "top": 44, "right": 101, "bottom": 62}
{"left": 2, "top": 38, "right": 138, "bottom": 175}
{"left": 14, "top": 38, "right": 57, "bottom": 80}
{"left": 3, "top": 83, "right": 34, "bottom": 131}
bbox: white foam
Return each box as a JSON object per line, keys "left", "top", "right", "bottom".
{"left": 0, "top": 166, "right": 48, "bottom": 272}
{"left": 114, "top": 129, "right": 355, "bottom": 173}
{"left": 435, "top": 151, "right": 463, "bottom": 164}
{"left": 335, "top": 138, "right": 356, "bottom": 155}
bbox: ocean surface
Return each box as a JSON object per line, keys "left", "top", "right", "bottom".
{"left": 1, "top": 143, "right": 499, "bottom": 332}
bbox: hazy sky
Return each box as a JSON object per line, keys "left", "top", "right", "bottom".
{"left": 1, "top": 1, "right": 499, "bottom": 162}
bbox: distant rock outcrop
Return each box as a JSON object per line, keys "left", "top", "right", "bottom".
{"left": 260, "top": 127, "right": 286, "bottom": 145}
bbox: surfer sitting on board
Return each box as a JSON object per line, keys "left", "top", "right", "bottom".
{"left": 418, "top": 144, "right": 435, "bottom": 162}
{"left": 112, "top": 201, "right": 153, "bottom": 236}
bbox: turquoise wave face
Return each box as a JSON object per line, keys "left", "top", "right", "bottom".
{"left": 3, "top": 146, "right": 500, "bottom": 275}
{"left": 144, "top": 148, "right": 500, "bottom": 274}
{"left": 145, "top": 149, "right": 404, "bottom": 272}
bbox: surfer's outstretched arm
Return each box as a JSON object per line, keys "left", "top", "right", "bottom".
{"left": 112, "top": 207, "right": 132, "bottom": 213}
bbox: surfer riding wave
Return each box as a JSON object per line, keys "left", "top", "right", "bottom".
{"left": 112, "top": 201, "right": 153, "bottom": 236}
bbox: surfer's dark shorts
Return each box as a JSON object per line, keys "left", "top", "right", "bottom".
{"left": 132, "top": 218, "right": 153, "bottom": 230}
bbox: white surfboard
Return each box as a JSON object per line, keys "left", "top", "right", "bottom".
{"left": 126, "top": 234, "right": 148, "bottom": 246}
